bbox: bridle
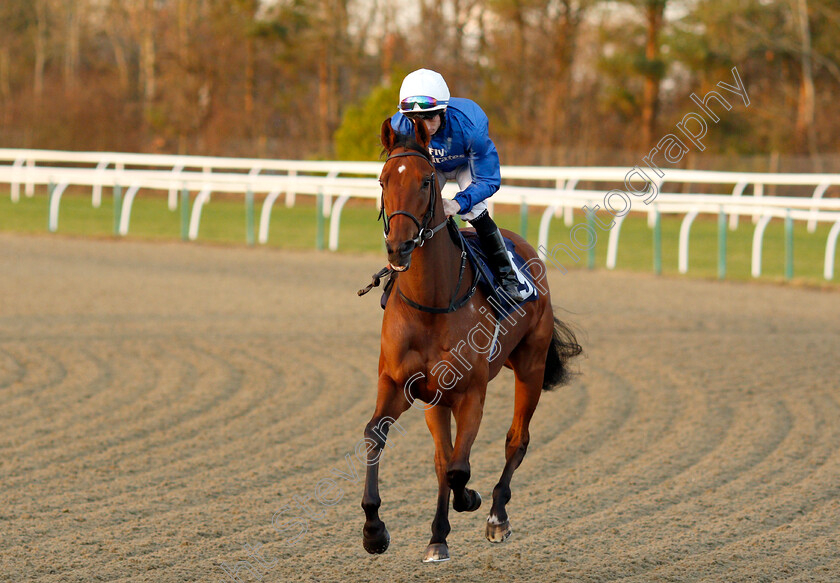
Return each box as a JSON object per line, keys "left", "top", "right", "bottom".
{"left": 378, "top": 150, "right": 449, "bottom": 248}
{"left": 375, "top": 148, "right": 480, "bottom": 314}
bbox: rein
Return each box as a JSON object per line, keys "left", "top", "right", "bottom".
{"left": 358, "top": 148, "right": 479, "bottom": 314}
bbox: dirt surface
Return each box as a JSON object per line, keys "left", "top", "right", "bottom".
{"left": 1, "top": 232, "right": 839, "bottom": 583}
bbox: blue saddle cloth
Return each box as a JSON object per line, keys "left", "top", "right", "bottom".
{"left": 381, "top": 229, "right": 540, "bottom": 318}
{"left": 459, "top": 231, "right": 539, "bottom": 319}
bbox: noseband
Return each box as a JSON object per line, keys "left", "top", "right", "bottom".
{"left": 379, "top": 150, "right": 449, "bottom": 247}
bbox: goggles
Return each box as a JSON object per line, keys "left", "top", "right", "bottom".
{"left": 400, "top": 95, "right": 448, "bottom": 112}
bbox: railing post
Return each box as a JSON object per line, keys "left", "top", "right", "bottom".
{"left": 26, "top": 158, "right": 34, "bottom": 197}
{"left": 169, "top": 165, "right": 185, "bottom": 210}
{"left": 47, "top": 181, "right": 55, "bottom": 231}
{"left": 587, "top": 207, "right": 595, "bottom": 269}
{"left": 113, "top": 183, "right": 122, "bottom": 235}
{"left": 563, "top": 178, "right": 578, "bottom": 227}
{"left": 316, "top": 188, "right": 325, "bottom": 250}
{"left": 824, "top": 220, "right": 840, "bottom": 280}
{"left": 328, "top": 195, "right": 351, "bottom": 251}
{"left": 92, "top": 160, "right": 108, "bottom": 208}
{"left": 678, "top": 210, "right": 699, "bottom": 274}
{"left": 718, "top": 206, "right": 727, "bottom": 280}
{"left": 785, "top": 209, "right": 794, "bottom": 280}
{"left": 180, "top": 187, "right": 189, "bottom": 241}
{"left": 11, "top": 158, "right": 23, "bottom": 202}
{"left": 653, "top": 205, "right": 662, "bottom": 275}
{"left": 187, "top": 188, "right": 211, "bottom": 241}
{"left": 246, "top": 188, "right": 255, "bottom": 246}
{"left": 286, "top": 170, "right": 297, "bottom": 208}
{"left": 606, "top": 214, "right": 627, "bottom": 270}
{"left": 751, "top": 215, "right": 772, "bottom": 278}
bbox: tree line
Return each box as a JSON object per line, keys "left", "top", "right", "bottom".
{"left": 0, "top": 0, "right": 837, "bottom": 169}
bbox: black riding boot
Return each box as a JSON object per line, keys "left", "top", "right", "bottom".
{"left": 470, "top": 211, "right": 526, "bottom": 303}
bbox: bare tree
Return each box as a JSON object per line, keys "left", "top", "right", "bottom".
{"left": 140, "top": 0, "right": 157, "bottom": 127}
{"left": 62, "top": 0, "right": 82, "bottom": 94}
{"left": 793, "top": 0, "right": 818, "bottom": 157}
{"left": 33, "top": 0, "right": 48, "bottom": 99}
{"left": 640, "top": 0, "right": 667, "bottom": 148}
{"left": 104, "top": 0, "right": 131, "bottom": 94}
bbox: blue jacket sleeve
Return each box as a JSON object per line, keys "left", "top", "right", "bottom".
{"left": 453, "top": 116, "right": 501, "bottom": 214}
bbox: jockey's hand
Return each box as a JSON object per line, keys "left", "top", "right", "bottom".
{"left": 442, "top": 198, "right": 461, "bottom": 217}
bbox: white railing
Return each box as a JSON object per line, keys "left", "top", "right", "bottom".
{"left": 2, "top": 148, "right": 839, "bottom": 280}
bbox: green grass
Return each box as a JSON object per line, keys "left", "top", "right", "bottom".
{"left": 530, "top": 208, "right": 838, "bottom": 286}
{"left": 2, "top": 188, "right": 838, "bottom": 288}
{"left": 0, "top": 188, "right": 387, "bottom": 252}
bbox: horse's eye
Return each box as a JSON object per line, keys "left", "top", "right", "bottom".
{"left": 421, "top": 177, "right": 431, "bottom": 188}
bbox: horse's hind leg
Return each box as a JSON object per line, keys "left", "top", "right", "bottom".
{"left": 486, "top": 330, "right": 549, "bottom": 542}
{"left": 422, "top": 405, "right": 453, "bottom": 562}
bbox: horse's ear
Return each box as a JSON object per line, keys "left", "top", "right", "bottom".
{"left": 380, "top": 118, "right": 396, "bottom": 151}
{"left": 413, "top": 118, "right": 431, "bottom": 149}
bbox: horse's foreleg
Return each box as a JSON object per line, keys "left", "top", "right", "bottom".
{"left": 448, "top": 390, "right": 485, "bottom": 514}
{"left": 361, "top": 377, "right": 409, "bottom": 555}
{"left": 423, "top": 405, "right": 453, "bottom": 562}
{"left": 486, "top": 366, "right": 543, "bottom": 543}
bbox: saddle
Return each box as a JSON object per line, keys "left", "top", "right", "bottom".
{"left": 372, "top": 226, "right": 539, "bottom": 317}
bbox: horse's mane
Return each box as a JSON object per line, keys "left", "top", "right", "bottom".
{"left": 382, "top": 131, "right": 432, "bottom": 162}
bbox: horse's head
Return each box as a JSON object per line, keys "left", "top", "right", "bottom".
{"left": 378, "top": 118, "right": 440, "bottom": 272}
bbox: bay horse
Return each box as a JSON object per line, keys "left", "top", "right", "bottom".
{"left": 361, "top": 118, "right": 581, "bottom": 562}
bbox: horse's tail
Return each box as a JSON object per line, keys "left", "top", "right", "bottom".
{"left": 542, "top": 313, "right": 582, "bottom": 391}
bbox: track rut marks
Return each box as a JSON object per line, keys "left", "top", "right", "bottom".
{"left": 1, "top": 233, "right": 838, "bottom": 583}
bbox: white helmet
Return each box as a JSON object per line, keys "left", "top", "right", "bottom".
{"left": 398, "top": 69, "right": 450, "bottom": 115}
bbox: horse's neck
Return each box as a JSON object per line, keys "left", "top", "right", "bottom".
{"left": 396, "top": 203, "right": 463, "bottom": 308}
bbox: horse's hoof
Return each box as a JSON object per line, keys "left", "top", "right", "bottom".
{"left": 362, "top": 526, "right": 390, "bottom": 554}
{"left": 422, "top": 543, "right": 450, "bottom": 562}
{"left": 485, "top": 517, "right": 512, "bottom": 543}
{"left": 453, "top": 489, "right": 482, "bottom": 513}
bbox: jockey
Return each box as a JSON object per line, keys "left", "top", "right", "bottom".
{"left": 390, "top": 68, "right": 526, "bottom": 302}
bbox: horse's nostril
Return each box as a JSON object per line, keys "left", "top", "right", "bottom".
{"left": 399, "top": 240, "right": 416, "bottom": 256}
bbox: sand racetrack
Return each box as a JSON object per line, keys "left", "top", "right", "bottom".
{"left": 1, "top": 232, "right": 839, "bottom": 582}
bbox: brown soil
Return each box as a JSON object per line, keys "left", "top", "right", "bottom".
{"left": 1, "top": 233, "right": 838, "bottom": 582}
